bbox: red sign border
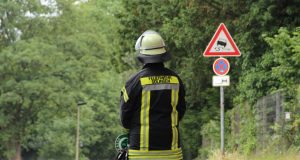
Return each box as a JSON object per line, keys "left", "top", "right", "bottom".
{"left": 213, "top": 58, "right": 230, "bottom": 76}
{"left": 203, "top": 23, "right": 241, "bottom": 57}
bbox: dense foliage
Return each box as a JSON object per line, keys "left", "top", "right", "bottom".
{"left": 0, "top": 1, "right": 122, "bottom": 159}
{"left": 0, "top": 0, "right": 299, "bottom": 159}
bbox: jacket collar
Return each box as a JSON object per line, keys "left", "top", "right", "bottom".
{"left": 142, "top": 63, "right": 164, "bottom": 69}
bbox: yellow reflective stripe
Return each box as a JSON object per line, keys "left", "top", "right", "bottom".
{"left": 171, "top": 89, "right": 179, "bottom": 149}
{"left": 129, "top": 157, "right": 182, "bottom": 160}
{"left": 121, "top": 86, "right": 129, "bottom": 102}
{"left": 129, "top": 148, "right": 182, "bottom": 155}
{"left": 140, "top": 76, "right": 179, "bottom": 85}
{"left": 140, "top": 90, "right": 150, "bottom": 150}
{"left": 145, "top": 90, "right": 150, "bottom": 149}
{"left": 129, "top": 148, "right": 183, "bottom": 160}
{"left": 174, "top": 90, "right": 179, "bottom": 125}
{"left": 140, "top": 91, "right": 145, "bottom": 150}
{"left": 129, "top": 155, "right": 182, "bottom": 160}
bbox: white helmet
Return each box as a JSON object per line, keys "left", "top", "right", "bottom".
{"left": 135, "top": 30, "right": 171, "bottom": 64}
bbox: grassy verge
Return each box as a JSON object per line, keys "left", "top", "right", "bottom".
{"left": 207, "top": 150, "right": 300, "bottom": 160}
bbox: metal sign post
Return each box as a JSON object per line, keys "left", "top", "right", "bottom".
{"left": 75, "top": 101, "right": 86, "bottom": 160}
{"left": 220, "top": 86, "right": 224, "bottom": 155}
{"left": 212, "top": 58, "right": 229, "bottom": 156}
{"left": 203, "top": 23, "right": 241, "bottom": 157}
{"left": 213, "top": 57, "right": 230, "bottom": 157}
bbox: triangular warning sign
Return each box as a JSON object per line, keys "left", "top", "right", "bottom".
{"left": 203, "top": 23, "right": 241, "bottom": 57}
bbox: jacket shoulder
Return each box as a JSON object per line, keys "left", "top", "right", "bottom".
{"left": 125, "top": 69, "right": 147, "bottom": 85}
{"left": 163, "top": 68, "right": 183, "bottom": 80}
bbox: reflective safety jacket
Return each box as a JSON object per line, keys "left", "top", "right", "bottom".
{"left": 120, "top": 63, "right": 186, "bottom": 160}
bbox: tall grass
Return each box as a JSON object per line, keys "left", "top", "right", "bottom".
{"left": 207, "top": 150, "right": 300, "bottom": 160}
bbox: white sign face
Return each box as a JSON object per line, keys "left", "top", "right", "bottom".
{"left": 285, "top": 112, "right": 291, "bottom": 120}
{"left": 213, "top": 76, "right": 230, "bottom": 87}
{"left": 210, "top": 31, "right": 235, "bottom": 53}
{"left": 203, "top": 23, "right": 241, "bottom": 57}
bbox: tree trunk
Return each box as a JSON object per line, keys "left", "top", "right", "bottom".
{"left": 11, "top": 141, "right": 22, "bottom": 160}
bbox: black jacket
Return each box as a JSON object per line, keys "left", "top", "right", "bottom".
{"left": 120, "top": 63, "right": 186, "bottom": 159}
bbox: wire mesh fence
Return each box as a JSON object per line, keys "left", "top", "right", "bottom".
{"left": 255, "top": 91, "right": 285, "bottom": 151}
{"left": 201, "top": 90, "right": 287, "bottom": 154}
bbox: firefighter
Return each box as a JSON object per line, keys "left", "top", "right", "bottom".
{"left": 120, "top": 30, "right": 186, "bottom": 160}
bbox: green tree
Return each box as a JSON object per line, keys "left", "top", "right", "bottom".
{"left": 0, "top": 39, "right": 68, "bottom": 159}
{"left": 0, "top": 0, "right": 123, "bottom": 159}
